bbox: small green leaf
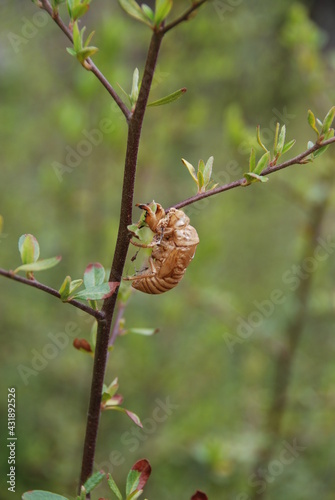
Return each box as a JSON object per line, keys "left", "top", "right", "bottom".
{"left": 197, "top": 159, "right": 205, "bottom": 177}
{"left": 249, "top": 148, "right": 256, "bottom": 172}
{"left": 107, "top": 474, "right": 123, "bottom": 500}
{"left": 18, "top": 234, "right": 40, "bottom": 264}
{"left": 275, "top": 125, "right": 286, "bottom": 155}
{"left": 127, "top": 327, "right": 159, "bottom": 336}
{"left": 273, "top": 122, "right": 279, "bottom": 153}
{"left": 71, "top": 282, "right": 119, "bottom": 301}
{"left": 130, "top": 68, "right": 140, "bottom": 106}
{"left": 59, "top": 275, "right": 71, "bottom": 300}
{"left": 148, "top": 87, "right": 187, "bottom": 107}
{"left": 321, "top": 106, "right": 335, "bottom": 134}
{"left": 66, "top": 47, "right": 77, "bottom": 56}
{"left": 14, "top": 256, "right": 62, "bottom": 273}
{"left": 254, "top": 151, "right": 270, "bottom": 175}
{"left": 256, "top": 125, "right": 269, "bottom": 152}
{"left": 77, "top": 46, "right": 99, "bottom": 63}
{"left": 203, "top": 156, "right": 214, "bottom": 186}
{"left": 126, "top": 470, "right": 141, "bottom": 497}
{"left": 154, "top": 0, "right": 173, "bottom": 26}
{"left": 22, "top": 492, "right": 69, "bottom": 500}
{"left": 84, "top": 471, "right": 106, "bottom": 494}
{"left": 126, "top": 490, "right": 143, "bottom": 500}
{"left": 243, "top": 172, "right": 269, "bottom": 184}
{"left": 118, "top": 0, "right": 153, "bottom": 26}
{"left": 103, "top": 377, "right": 119, "bottom": 398}
{"left": 281, "top": 139, "right": 296, "bottom": 155}
{"left": 307, "top": 109, "right": 320, "bottom": 136}
{"left": 181, "top": 158, "right": 198, "bottom": 183}
{"left": 72, "top": 20, "right": 82, "bottom": 52}
{"left": 111, "top": 406, "right": 143, "bottom": 427}
{"left": 84, "top": 263, "right": 105, "bottom": 288}
{"left": 141, "top": 4, "right": 155, "bottom": 22}
{"left": 197, "top": 169, "right": 205, "bottom": 192}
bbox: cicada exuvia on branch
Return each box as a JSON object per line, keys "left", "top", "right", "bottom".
{"left": 124, "top": 202, "right": 199, "bottom": 294}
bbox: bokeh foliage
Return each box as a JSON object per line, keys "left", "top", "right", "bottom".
{"left": 1, "top": 0, "right": 335, "bottom": 498}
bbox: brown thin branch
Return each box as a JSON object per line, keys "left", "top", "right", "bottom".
{"left": 78, "top": 30, "right": 164, "bottom": 492}
{"left": 0, "top": 268, "right": 104, "bottom": 320}
{"left": 162, "top": 0, "right": 209, "bottom": 34}
{"left": 39, "top": 0, "right": 131, "bottom": 122}
{"left": 170, "top": 136, "right": 335, "bottom": 211}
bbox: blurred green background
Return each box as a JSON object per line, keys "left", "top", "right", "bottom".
{"left": 1, "top": 1, "right": 335, "bottom": 498}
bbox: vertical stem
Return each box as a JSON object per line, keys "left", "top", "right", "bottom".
{"left": 249, "top": 179, "right": 332, "bottom": 500}
{"left": 78, "top": 30, "right": 164, "bottom": 493}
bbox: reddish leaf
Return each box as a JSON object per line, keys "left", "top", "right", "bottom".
{"left": 131, "top": 459, "right": 152, "bottom": 490}
{"left": 191, "top": 491, "right": 208, "bottom": 500}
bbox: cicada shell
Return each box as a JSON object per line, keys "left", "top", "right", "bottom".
{"left": 124, "top": 202, "right": 199, "bottom": 294}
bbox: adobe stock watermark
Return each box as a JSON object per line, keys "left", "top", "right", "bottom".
{"left": 212, "top": 0, "right": 244, "bottom": 22}
{"left": 52, "top": 118, "right": 116, "bottom": 182}
{"left": 7, "top": 11, "right": 50, "bottom": 54}
{"left": 94, "top": 396, "right": 179, "bottom": 473}
{"left": 17, "top": 321, "right": 82, "bottom": 385}
{"left": 235, "top": 438, "right": 306, "bottom": 499}
{"left": 224, "top": 234, "right": 335, "bottom": 353}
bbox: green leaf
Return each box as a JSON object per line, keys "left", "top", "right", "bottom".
{"left": 148, "top": 87, "right": 187, "bottom": 107}
{"left": 59, "top": 275, "right": 71, "bottom": 300}
{"left": 281, "top": 139, "right": 296, "bottom": 155}
{"left": 22, "top": 492, "right": 69, "bottom": 500}
{"left": 197, "top": 159, "right": 205, "bottom": 177}
{"left": 110, "top": 406, "right": 143, "bottom": 427}
{"left": 243, "top": 172, "right": 269, "bottom": 184}
{"left": 273, "top": 122, "right": 279, "bottom": 153}
{"left": 103, "top": 377, "right": 119, "bottom": 398}
{"left": 141, "top": 4, "right": 155, "bottom": 22}
{"left": 107, "top": 474, "right": 123, "bottom": 500}
{"left": 126, "top": 470, "right": 141, "bottom": 497}
{"left": 127, "top": 327, "right": 159, "bottom": 336}
{"left": 76, "top": 46, "right": 99, "bottom": 63}
{"left": 256, "top": 125, "right": 269, "bottom": 152}
{"left": 84, "top": 263, "right": 105, "bottom": 288}
{"left": 203, "top": 156, "right": 214, "bottom": 186}
{"left": 254, "top": 151, "right": 270, "bottom": 175}
{"left": 321, "top": 106, "right": 335, "bottom": 134}
{"left": 18, "top": 234, "right": 40, "bottom": 264}
{"left": 126, "top": 491, "right": 143, "bottom": 500}
{"left": 154, "top": 0, "right": 173, "bottom": 26}
{"left": 181, "top": 158, "right": 198, "bottom": 183}
{"left": 72, "top": 20, "right": 82, "bottom": 52}
{"left": 66, "top": 47, "right": 77, "bottom": 56}
{"left": 275, "top": 125, "right": 286, "bottom": 155}
{"left": 84, "top": 30, "right": 95, "bottom": 47}
{"left": 249, "top": 148, "right": 256, "bottom": 172}
{"left": 71, "top": 282, "right": 119, "bottom": 301}
{"left": 130, "top": 68, "right": 140, "bottom": 106}
{"left": 118, "top": 0, "right": 153, "bottom": 26}
{"left": 83, "top": 470, "right": 106, "bottom": 494}
{"left": 14, "top": 256, "right": 61, "bottom": 273}
{"left": 307, "top": 109, "right": 320, "bottom": 136}
{"left": 197, "top": 169, "right": 204, "bottom": 192}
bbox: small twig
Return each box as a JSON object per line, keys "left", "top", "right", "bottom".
{"left": 39, "top": 0, "right": 131, "bottom": 122}
{"left": 170, "top": 136, "right": 335, "bottom": 211}
{"left": 162, "top": 0, "right": 209, "bottom": 34}
{"left": 0, "top": 268, "right": 104, "bottom": 320}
